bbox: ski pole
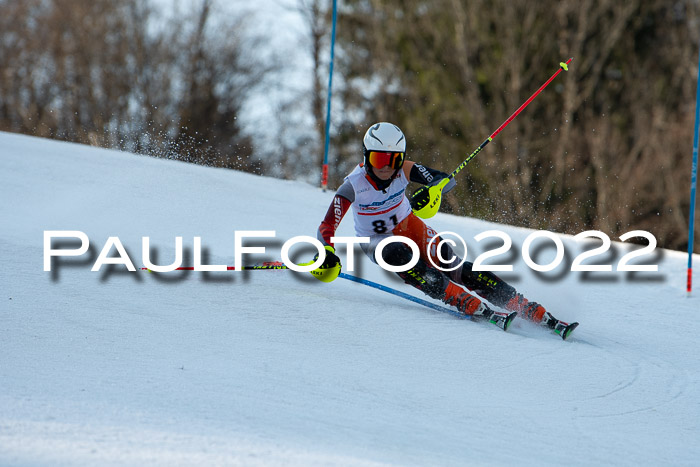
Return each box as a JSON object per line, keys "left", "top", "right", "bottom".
{"left": 412, "top": 58, "right": 573, "bottom": 219}
{"left": 142, "top": 262, "right": 464, "bottom": 317}
{"left": 140, "top": 261, "right": 293, "bottom": 272}
{"left": 142, "top": 259, "right": 335, "bottom": 280}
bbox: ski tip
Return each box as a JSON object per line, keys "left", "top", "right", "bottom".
{"left": 503, "top": 311, "right": 517, "bottom": 332}
{"left": 561, "top": 322, "right": 579, "bottom": 341}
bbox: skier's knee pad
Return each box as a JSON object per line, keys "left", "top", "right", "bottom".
{"left": 379, "top": 241, "right": 415, "bottom": 267}
{"left": 398, "top": 260, "right": 449, "bottom": 300}
{"left": 379, "top": 241, "right": 448, "bottom": 299}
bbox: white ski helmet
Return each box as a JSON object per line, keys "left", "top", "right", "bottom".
{"left": 363, "top": 122, "right": 406, "bottom": 154}
{"left": 362, "top": 122, "right": 406, "bottom": 176}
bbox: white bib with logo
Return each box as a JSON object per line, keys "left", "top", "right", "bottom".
{"left": 345, "top": 165, "right": 412, "bottom": 237}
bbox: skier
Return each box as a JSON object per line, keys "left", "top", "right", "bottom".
{"left": 313, "top": 122, "right": 576, "bottom": 337}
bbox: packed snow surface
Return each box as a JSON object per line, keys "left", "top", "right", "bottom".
{"left": 1, "top": 131, "right": 699, "bottom": 466}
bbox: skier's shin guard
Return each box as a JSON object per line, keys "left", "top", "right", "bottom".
{"left": 458, "top": 262, "right": 517, "bottom": 307}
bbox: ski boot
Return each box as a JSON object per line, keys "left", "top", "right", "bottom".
{"left": 507, "top": 294, "right": 578, "bottom": 340}
{"left": 443, "top": 283, "right": 516, "bottom": 331}
{"left": 506, "top": 294, "right": 546, "bottom": 322}
{"left": 479, "top": 306, "right": 517, "bottom": 331}
{"left": 541, "top": 312, "right": 579, "bottom": 341}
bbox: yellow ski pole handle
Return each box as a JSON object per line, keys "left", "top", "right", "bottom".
{"left": 412, "top": 177, "right": 451, "bottom": 219}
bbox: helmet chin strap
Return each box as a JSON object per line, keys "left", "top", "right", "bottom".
{"left": 364, "top": 164, "right": 399, "bottom": 192}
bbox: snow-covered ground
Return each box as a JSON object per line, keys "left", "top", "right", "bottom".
{"left": 1, "top": 131, "right": 699, "bottom": 466}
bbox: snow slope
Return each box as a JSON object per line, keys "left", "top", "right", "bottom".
{"left": 1, "top": 131, "right": 699, "bottom": 466}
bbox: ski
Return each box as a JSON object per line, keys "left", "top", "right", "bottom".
{"left": 473, "top": 308, "right": 517, "bottom": 332}
{"left": 541, "top": 311, "right": 579, "bottom": 340}
{"left": 488, "top": 310, "right": 518, "bottom": 332}
{"left": 553, "top": 321, "right": 579, "bottom": 341}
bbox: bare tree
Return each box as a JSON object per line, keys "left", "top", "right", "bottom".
{"left": 0, "top": 0, "right": 270, "bottom": 174}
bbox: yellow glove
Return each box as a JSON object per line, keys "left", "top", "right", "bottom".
{"left": 411, "top": 178, "right": 451, "bottom": 219}
{"left": 310, "top": 245, "right": 341, "bottom": 283}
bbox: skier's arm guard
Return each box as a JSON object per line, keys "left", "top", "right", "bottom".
{"left": 317, "top": 180, "right": 353, "bottom": 247}
{"left": 409, "top": 164, "right": 456, "bottom": 193}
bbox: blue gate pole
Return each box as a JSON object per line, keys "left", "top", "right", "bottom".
{"left": 688, "top": 42, "right": 700, "bottom": 293}
{"left": 321, "top": 0, "right": 338, "bottom": 191}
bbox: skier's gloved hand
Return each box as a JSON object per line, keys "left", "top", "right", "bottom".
{"left": 411, "top": 177, "right": 455, "bottom": 212}
{"left": 410, "top": 185, "right": 431, "bottom": 211}
{"left": 316, "top": 245, "right": 340, "bottom": 269}
{"left": 310, "top": 245, "right": 341, "bottom": 283}
{"left": 411, "top": 177, "right": 453, "bottom": 219}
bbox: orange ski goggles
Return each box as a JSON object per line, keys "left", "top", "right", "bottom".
{"left": 367, "top": 151, "right": 405, "bottom": 170}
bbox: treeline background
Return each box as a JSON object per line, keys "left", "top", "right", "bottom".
{"left": 1, "top": 0, "right": 699, "bottom": 253}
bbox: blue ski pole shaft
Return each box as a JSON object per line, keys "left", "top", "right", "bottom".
{"left": 338, "top": 273, "right": 467, "bottom": 319}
